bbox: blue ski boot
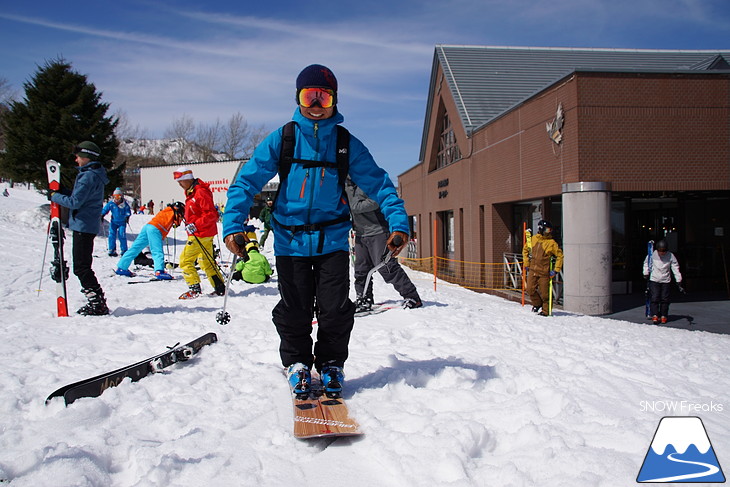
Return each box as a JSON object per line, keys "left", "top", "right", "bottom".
{"left": 287, "top": 363, "right": 311, "bottom": 398}
{"left": 321, "top": 364, "right": 345, "bottom": 398}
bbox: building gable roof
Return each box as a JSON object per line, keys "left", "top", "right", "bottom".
{"left": 420, "top": 45, "right": 730, "bottom": 162}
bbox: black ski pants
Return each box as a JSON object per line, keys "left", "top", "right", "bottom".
{"left": 272, "top": 251, "right": 355, "bottom": 371}
{"left": 648, "top": 280, "right": 672, "bottom": 318}
{"left": 73, "top": 231, "right": 101, "bottom": 291}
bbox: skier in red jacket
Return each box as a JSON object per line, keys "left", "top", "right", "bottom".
{"left": 174, "top": 167, "right": 225, "bottom": 299}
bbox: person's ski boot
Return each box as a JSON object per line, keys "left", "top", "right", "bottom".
{"left": 179, "top": 283, "right": 202, "bottom": 299}
{"left": 115, "top": 268, "right": 135, "bottom": 277}
{"left": 77, "top": 286, "right": 110, "bottom": 316}
{"left": 154, "top": 270, "right": 174, "bottom": 280}
{"left": 287, "top": 363, "right": 311, "bottom": 398}
{"left": 321, "top": 363, "right": 345, "bottom": 398}
{"left": 354, "top": 295, "right": 373, "bottom": 313}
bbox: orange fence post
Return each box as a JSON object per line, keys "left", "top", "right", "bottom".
{"left": 433, "top": 218, "right": 437, "bottom": 291}
{"left": 521, "top": 221, "right": 526, "bottom": 306}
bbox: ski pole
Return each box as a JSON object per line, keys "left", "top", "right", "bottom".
{"left": 37, "top": 222, "right": 52, "bottom": 295}
{"left": 362, "top": 235, "right": 403, "bottom": 298}
{"left": 191, "top": 232, "right": 225, "bottom": 277}
{"left": 216, "top": 234, "right": 247, "bottom": 325}
{"left": 548, "top": 258, "right": 554, "bottom": 316}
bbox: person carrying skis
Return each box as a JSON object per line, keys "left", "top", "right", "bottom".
{"left": 345, "top": 177, "right": 422, "bottom": 311}
{"left": 643, "top": 239, "right": 684, "bottom": 324}
{"left": 231, "top": 241, "right": 273, "bottom": 284}
{"left": 49, "top": 141, "right": 110, "bottom": 316}
{"left": 522, "top": 219, "right": 564, "bottom": 316}
{"left": 174, "top": 167, "right": 225, "bottom": 299}
{"left": 258, "top": 197, "right": 274, "bottom": 248}
{"left": 222, "top": 64, "right": 409, "bottom": 398}
{"left": 101, "top": 187, "right": 132, "bottom": 257}
{"left": 115, "top": 202, "right": 184, "bottom": 279}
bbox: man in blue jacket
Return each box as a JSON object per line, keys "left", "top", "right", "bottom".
{"left": 223, "top": 64, "right": 409, "bottom": 398}
{"left": 101, "top": 187, "right": 131, "bottom": 257}
{"left": 50, "top": 141, "right": 110, "bottom": 315}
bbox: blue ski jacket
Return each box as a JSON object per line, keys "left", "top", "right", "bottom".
{"left": 223, "top": 108, "right": 408, "bottom": 257}
{"left": 102, "top": 199, "right": 132, "bottom": 223}
{"left": 52, "top": 161, "right": 109, "bottom": 234}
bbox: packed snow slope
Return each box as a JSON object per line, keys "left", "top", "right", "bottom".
{"left": 0, "top": 184, "right": 728, "bottom": 487}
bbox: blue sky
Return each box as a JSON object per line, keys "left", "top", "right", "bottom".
{"left": 1, "top": 0, "right": 729, "bottom": 178}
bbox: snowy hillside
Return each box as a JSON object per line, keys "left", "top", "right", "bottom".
{"left": 119, "top": 138, "right": 230, "bottom": 165}
{"left": 0, "top": 183, "right": 728, "bottom": 486}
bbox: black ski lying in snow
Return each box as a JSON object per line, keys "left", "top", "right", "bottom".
{"left": 46, "top": 160, "right": 69, "bottom": 317}
{"left": 46, "top": 332, "right": 217, "bottom": 406}
{"left": 127, "top": 276, "right": 178, "bottom": 284}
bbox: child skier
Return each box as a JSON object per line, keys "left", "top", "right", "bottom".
{"left": 232, "top": 242, "right": 273, "bottom": 284}
{"left": 101, "top": 187, "right": 131, "bottom": 257}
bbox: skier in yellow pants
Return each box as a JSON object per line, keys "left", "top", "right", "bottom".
{"left": 179, "top": 235, "right": 224, "bottom": 298}
{"left": 174, "top": 166, "right": 225, "bottom": 299}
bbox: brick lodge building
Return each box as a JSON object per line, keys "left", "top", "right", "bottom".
{"left": 398, "top": 46, "right": 730, "bottom": 315}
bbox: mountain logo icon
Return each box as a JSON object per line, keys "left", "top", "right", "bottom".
{"left": 637, "top": 416, "right": 726, "bottom": 483}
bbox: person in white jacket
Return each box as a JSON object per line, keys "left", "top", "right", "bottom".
{"left": 643, "top": 239, "right": 684, "bottom": 324}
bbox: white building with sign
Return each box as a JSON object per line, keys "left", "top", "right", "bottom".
{"left": 139, "top": 161, "right": 280, "bottom": 214}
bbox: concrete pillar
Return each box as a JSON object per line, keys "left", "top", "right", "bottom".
{"left": 562, "top": 182, "right": 612, "bottom": 315}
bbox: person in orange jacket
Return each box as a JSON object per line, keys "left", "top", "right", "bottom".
{"left": 174, "top": 167, "right": 225, "bottom": 298}
{"left": 115, "top": 203, "right": 185, "bottom": 279}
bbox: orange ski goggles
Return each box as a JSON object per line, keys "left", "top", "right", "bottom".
{"left": 297, "top": 87, "right": 336, "bottom": 108}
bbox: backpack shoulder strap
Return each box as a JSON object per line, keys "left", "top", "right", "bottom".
{"left": 279, "top": 121, "right": 296, "bottom": 182}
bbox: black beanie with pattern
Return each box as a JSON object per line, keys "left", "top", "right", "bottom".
{"left": 296, "top": 64, "right": 338, "bottom": 92}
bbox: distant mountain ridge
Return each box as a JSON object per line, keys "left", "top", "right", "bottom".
{"left": 119, "top": 138, "right": 230, "bottom": 165}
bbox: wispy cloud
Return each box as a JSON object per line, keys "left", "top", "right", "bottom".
{"left": 0, "top": 12, "right": 263, "bottom": 59}
{"left": 174, "top": 9, "right": 432, "bottom": 55}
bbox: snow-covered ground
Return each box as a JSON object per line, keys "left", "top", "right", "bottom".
{"left": 0, "top": 183, "right": 728, "bottom": 487}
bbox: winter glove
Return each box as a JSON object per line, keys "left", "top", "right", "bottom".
{"left": 549, "top": 270, "right": 557, "bottom": 278}
{"left": 677, "top": 282, "right": 686, "bottom": 294}
{"left": 185, "top": 223, "right": 197, "bottom": 234}
{"left": 386, "top": 231, "right": 409, "bottom": 257}
{"left": 47, "top": 190, "right": 56, "bottom": 201}
{"left": 224, "top": 232, "right": 249, "bottom": 258}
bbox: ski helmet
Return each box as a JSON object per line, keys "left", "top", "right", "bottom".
{"left": 245, "top": 242, "right": 259, "bottom": 253}
{"left": 169, "top": 201, "right": 185, "bottom": 217}
{"left": 537, "top": 220, "right": 553, "bottom": 235}
{"left": 655, "top": 240, "right": 668, "bottom": 251}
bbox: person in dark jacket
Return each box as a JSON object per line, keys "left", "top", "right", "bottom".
{"left": 258, "top": 197, "right": 274, "bottom": 248}
{"left": 50, "top": 141, "right": 110, "bottom": 315}
{"left": 345, "top": 178, "right": 421, "bottom": 311}
{"left": 222, "top": 64, "right": 409, "bottom": 398}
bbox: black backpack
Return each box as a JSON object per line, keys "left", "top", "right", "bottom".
{"left": 272, "top": 121, "right": 352, "bottom": 253}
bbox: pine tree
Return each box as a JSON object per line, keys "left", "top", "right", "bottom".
{"left": 0, "top": 58, "right": 122, "bottom": 193}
